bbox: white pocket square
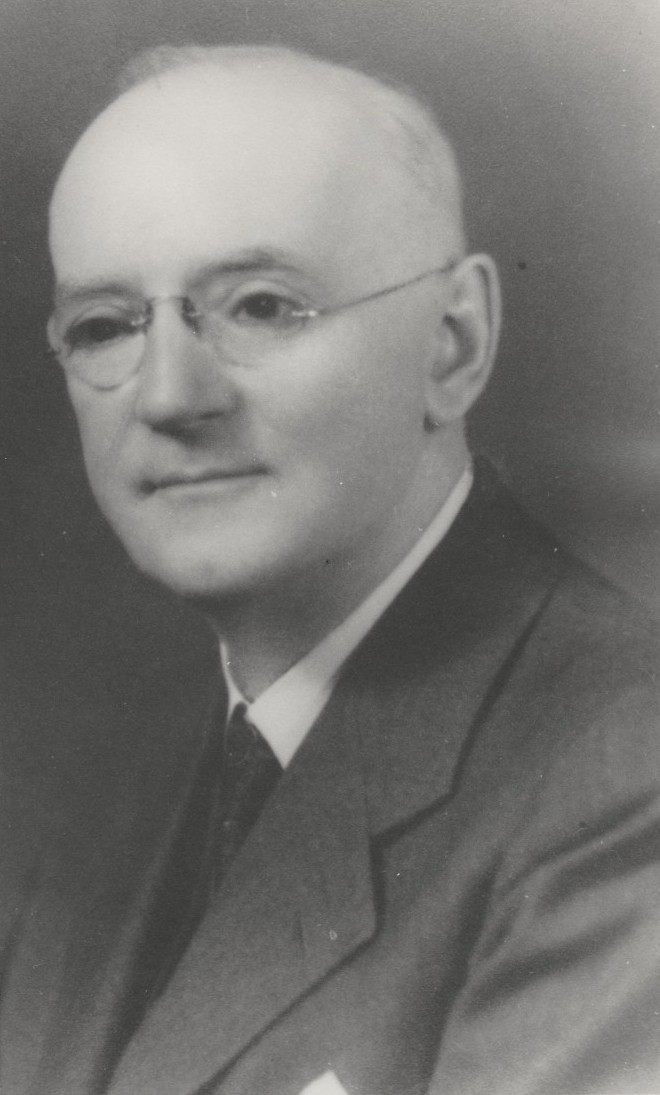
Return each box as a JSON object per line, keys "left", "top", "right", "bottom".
{"left": 298, "top": 1071, "right": 350, "bottom": 1095}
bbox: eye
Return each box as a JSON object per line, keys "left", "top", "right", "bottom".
{"left": 228, "top": 289, "right": 309, "bottom": 329}
{"left": 64, "top": 311, "right": 140, "bottom": 353}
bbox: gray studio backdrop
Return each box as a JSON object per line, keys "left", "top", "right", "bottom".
{"left": 1, "top": 0, "right": 659, "bottom": 690}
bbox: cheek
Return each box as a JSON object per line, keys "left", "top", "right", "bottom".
{"left": 68, "top": 387, "right": 130, "bottom": 504}
{"left": 263, "top": 331, "right": 426, "bottom": 488}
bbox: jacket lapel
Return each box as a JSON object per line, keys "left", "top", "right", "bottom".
{"left": 346, "top": 464, "right": 562, "bottom": 835}
{"left": 108, "top": 465, "right": 562, "bottom": 1095}
{"left": 106, "top": 684, "right": 377, "bottom": 1095}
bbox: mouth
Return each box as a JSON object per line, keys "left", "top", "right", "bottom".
{"left": 141, "top": 467, "right": 269, "bottom": 495}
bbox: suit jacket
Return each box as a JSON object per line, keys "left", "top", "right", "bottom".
{"left": 2, "top": 465, "right": 660, "bottom": 1095}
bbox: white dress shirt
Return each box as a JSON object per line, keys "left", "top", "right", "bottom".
{"left": 221, "top": 465, "right": 473, "bottom": 767}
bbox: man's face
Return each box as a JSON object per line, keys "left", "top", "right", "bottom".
{"left": 49, "top": 67, "right": 450, "bottom": 614}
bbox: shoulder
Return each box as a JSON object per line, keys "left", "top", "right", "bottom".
{"left": 461, "top": 495, "right": 660, "bottom": 873}
{"left": 434, "top": 461, "right": 660, "bottom": 818}
{"left": 469, "top": 459, "right": 659, "bottom": 692}
{"left": 506, "top": 506, "right": 660, "bottom": 755}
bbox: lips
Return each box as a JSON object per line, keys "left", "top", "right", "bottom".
{"left": 141, "top": 467, "right": 268, "bottom": 494}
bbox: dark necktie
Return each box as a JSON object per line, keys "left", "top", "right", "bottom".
{"left": 131, "top": 701, "right": 281, "bottom": 1016}
{"left": 216, "top": 702, "right": 282, "bottom": 884}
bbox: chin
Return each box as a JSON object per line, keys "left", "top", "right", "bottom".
{"left": 119, "top": 532, "right": 269, "bottom": 606}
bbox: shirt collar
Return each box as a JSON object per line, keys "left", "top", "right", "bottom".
{"left": 221, "top": 464, "right": 473, "bottom": 767}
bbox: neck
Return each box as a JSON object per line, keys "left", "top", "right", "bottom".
{"left": 206, "top": 563, "right": 380, "bottom": 700}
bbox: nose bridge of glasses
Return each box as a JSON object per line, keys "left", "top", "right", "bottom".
{"left": 142, "top": 294, "right": 202, "bottom": 335}
{"left": 133, "top": 295, "right": 209, "bottom": 394}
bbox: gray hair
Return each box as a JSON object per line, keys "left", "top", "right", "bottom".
{"left": 114, "top": 43, "right": 465, "bottom": 253}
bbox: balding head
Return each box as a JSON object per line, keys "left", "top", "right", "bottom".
{"left": 116, "top": 45, "right": 465, "bottom": 248}
{"left": 51, "top": 44, "right": 466, "bottom": 278}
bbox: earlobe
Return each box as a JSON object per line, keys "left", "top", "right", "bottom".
{"left": 424, "top": 253, "right": 501, "bottom": 426}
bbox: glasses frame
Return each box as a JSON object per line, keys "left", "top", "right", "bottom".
{"left": 47, "top": 258, "right": 458, "bottom": 389}
{"left": 292, "top": 259, "right": 457, "bottom": 321}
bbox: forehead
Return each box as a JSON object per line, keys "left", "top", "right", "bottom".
{"left": 49, "top": 65, "right": 416, "bottom": 295}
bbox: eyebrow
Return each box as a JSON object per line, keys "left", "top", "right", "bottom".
{"left": 53, "top": 247, "right": 309, "bottom": 309}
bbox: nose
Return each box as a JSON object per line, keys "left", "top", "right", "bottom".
{"left": 133, "top": 298, "right": 239, "bottom": 431}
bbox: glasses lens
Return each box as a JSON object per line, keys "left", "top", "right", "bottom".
{"left": 53, "top": 305, "right": 143, "bottom": 388}
{"left": 202, "top": 282, "right": 312, "bottom": 361}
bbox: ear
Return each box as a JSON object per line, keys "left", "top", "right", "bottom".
{"left": 424, "top": 253, "right": 501, "bottom": 428}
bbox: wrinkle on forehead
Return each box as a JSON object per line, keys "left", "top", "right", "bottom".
{"left": 50, "top": 59, "right": 463, "bottom": 287}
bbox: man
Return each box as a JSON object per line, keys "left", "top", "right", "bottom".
{"left": 1, "top": 43, "right": 659, "bottom": 1095}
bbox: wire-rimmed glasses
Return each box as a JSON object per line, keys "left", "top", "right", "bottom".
{"left": 47, "top": 260, "right": 458, "bottom": 390}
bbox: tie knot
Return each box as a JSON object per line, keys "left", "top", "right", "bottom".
{"left": 224, "top": 703, "right": 277, "bottom": 770}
